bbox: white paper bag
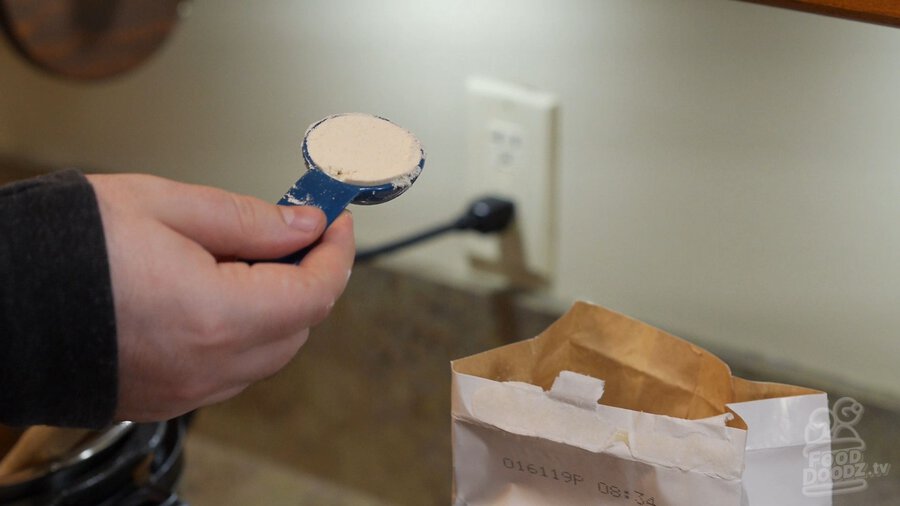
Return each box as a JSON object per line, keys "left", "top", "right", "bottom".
{"left": 451, "top": 302, "right": 831, "bottom": 506}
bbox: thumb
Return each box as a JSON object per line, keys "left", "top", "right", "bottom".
{"left": 143, "top": 177, "right": 327, "bottom": 258}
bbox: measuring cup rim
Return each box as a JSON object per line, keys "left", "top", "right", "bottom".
{"left": 301, "top": 113, "right": 425, "bottom": 190}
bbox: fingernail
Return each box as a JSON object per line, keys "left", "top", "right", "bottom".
{"left": 281, "top": 207, "right": 321, "bottom": 232}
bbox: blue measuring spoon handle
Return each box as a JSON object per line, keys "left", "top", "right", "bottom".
{"left": 271, "top": 169, "right": 359, "bottom": 264}
{"left": 278, "top": 169, "right": 359, "bottom": 226}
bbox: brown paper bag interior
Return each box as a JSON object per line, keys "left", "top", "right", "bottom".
{"left": 453, "top": 302, "right": 819, "bottom": 428}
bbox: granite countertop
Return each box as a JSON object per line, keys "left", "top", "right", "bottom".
{"left": 180, "top": 433, "right": 392, "bottom": 506}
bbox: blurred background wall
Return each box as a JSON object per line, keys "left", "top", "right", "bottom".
{"left": 0, "top": 0, "right": 898, "bottom": 401}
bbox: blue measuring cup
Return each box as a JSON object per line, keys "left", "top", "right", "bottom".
{"left": 272, "top": 113, "right": 425, "bottom": 264}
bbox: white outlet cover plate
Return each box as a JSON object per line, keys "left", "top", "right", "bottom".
{"left": 465, "top": 76, "right": 559, "bottom": 282}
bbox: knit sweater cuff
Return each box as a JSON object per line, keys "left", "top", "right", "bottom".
{"left": 0, "top": 169, "right": 117, "bottom": 428}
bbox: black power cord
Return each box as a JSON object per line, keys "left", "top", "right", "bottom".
{"left": 355, "top": 196, "right": 515, "bottom": 263}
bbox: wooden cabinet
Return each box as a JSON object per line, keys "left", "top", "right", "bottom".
{"left": 743, "top": 0, "right": 900, "bottom": 28}
{"left": 0, "top": 0, "right": 180, "bottom": 80}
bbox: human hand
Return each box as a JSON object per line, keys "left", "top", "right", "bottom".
{"left": 87, "top": 174, "right": 355, "bottom": 422}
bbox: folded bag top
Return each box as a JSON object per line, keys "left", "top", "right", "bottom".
{"left": 452, "top": 301, "right": 819, "bottom": 426}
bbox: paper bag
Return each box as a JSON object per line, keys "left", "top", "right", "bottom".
{"left": 451, "top": 301, "right": 830, "bottom": 506}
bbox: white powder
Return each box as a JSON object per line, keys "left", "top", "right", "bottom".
{"left": 305, "top": 113, "right": 423, "bottom": 186}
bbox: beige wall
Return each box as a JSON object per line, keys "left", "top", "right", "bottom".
{"left": 1, "top": 0, "right": 898, "bottom": 400}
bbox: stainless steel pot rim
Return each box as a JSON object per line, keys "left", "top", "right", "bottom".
{"left": 51, "top": 421, "right": 134, "bottom": 470}
{"left": 0, "top": 421, "right": 135, "bottom": 486}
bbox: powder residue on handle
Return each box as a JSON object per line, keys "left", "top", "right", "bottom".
{"left": 305, "top": 113, "right": 423, "bottom": 186}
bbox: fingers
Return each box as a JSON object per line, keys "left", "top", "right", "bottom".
{"left": 196, "top": 384, "right": 249, "bottom": 410}
{"left": 229, "top": 329, "right": 310, "bottom": 386}
{"left": 295, "top": 211, "right": 356, "bottom": 316}
{"left": 139, "top": 175, "right": 328, "bottom": 259}
{"left": 214, "top": 212, "right": 355, "bottom": 340}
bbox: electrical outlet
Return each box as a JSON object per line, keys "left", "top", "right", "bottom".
{"left": 487, "top": 119, "right": 525, "bottom": 171}
{"left": 465, "top": 76, "right": 559, "bottom": 285}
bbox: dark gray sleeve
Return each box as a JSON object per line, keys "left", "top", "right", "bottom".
{"left": 0, "top": 169, "right": 118, "bottom": 428}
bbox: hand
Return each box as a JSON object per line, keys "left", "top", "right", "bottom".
{"left": 87, "top": 174, "right": 355, "bottom": 422}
